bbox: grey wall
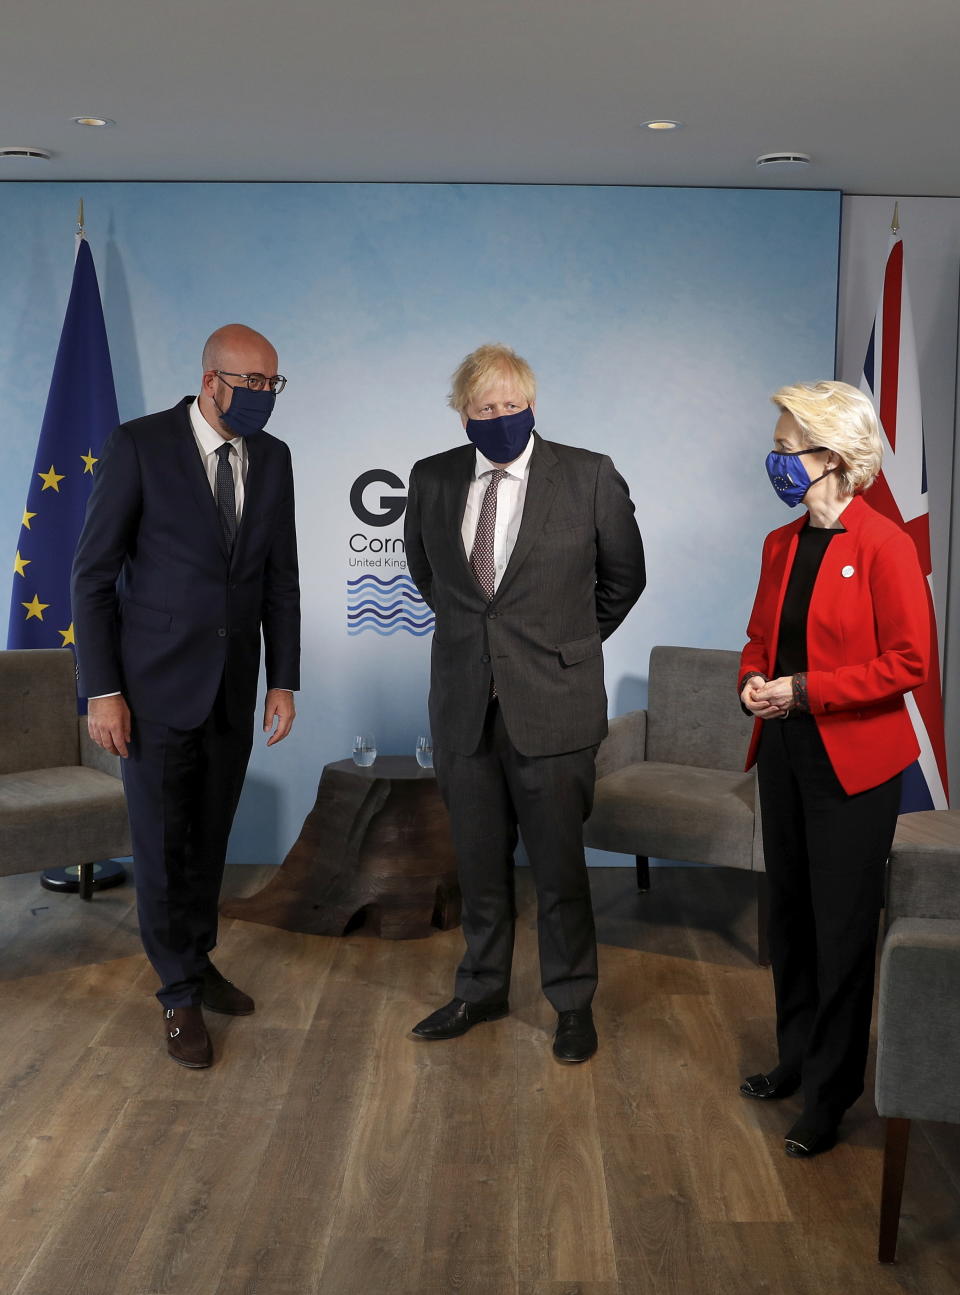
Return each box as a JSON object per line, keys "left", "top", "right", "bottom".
{"left": 837, "top": 195, "right": 959, "bottom": 799}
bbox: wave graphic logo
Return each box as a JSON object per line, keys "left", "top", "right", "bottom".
{"left": 347, "top": 574, "right": 435, "bottom": 637}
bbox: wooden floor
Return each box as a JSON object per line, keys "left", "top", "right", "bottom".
{"left": 0, "top": 865, "right": 957, "bottom": 1295}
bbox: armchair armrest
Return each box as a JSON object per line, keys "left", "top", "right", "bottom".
{"left": 595, "top": 710, "right": 647, "bottom": 781}
{"left": 78, "top": 716, "right": 123, "bottom": 779}
{"left": 886, "top": 812, "right": 960, "bottom": 926}
{"left": 876, "top": 918, "right": 960, "bottom": 1123}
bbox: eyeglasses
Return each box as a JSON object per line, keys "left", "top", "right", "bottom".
{"left": 215, "top": 370, "right": 287, "bottom": 395}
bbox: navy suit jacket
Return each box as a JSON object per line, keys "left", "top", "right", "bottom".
{"left": 72, "top": 397, "right": 300, "bottom": 730}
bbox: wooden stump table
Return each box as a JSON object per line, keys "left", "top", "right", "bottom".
{"left": 220, "top": 756, "right": 461, "bottom": 939}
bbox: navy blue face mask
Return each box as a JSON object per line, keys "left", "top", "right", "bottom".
{"left": 765, "top": 447, "right": 836, "bottom": 507}
{"left": 465, "top": 406, "right": 534, "bottom": 464}
{"left": 214, "top": 382, "right": 276, "bottom": 438}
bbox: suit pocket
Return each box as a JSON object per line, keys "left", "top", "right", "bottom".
{"left": 558, "top": 631, "right": 602, "bottom": 666}
{"left": 121, "top": 600, "right": 172, "bottom": 632}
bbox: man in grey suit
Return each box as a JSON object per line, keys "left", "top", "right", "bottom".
{"left": 404, "top": 343, "right": 645, "bottom": 1062}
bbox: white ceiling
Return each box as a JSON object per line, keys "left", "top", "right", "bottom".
{"left": 2, "top": 0, "right": 959, "bottom": 193}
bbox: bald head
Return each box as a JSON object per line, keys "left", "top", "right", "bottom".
{"left": 202, "top": 323, "right": 278, "bottom": 376}
{"left": 198, "top": 323, "right": 281, "bottom": 439}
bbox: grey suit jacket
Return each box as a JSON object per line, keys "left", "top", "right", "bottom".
{"left": 404, "top": 432, "right": 646, "bottom": 758}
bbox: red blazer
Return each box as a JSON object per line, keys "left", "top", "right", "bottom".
{"left": 740, "top": 495, "right": 929, "bottom": 795}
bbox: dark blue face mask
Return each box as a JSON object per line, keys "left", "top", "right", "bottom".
{"left": 465, "top": 406, "right": 534, "bottom": 464}
{"left": 765, "top": 447, "right": 836, "bottom": 507}
{"left": 214, "top": 381, "right": 276, "bottom": 438}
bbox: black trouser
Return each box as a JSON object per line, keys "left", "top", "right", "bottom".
{"left": 434, "top": 700, "right": 599, "bottom": 1013}
{"left": 757, "top": 714, "right": 901, "bottom": 1118}
{"left": 122, "top": 678, "right": 254, "bottom": 1009}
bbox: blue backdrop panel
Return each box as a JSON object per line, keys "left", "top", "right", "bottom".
{"left": 0, "top": 183, "right": 840, "bottom": 863}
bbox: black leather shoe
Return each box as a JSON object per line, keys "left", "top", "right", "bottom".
{"left": 411, "top": 997, "right": 509, "bottom": 1040}
{"left": 784, "top": 1115, "right": 840, "bottom": 1158}
{"left": 201, "top": 964, "right": 255, "bottom": 1015}
{"left": 553, "top": 1009, "right": 598, "bottom": 1063}
{"left": 739, "top": 1071, "right": 801, "bottom": 1100}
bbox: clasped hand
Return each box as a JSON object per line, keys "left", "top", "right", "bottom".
{"left": 741, "top": 675, "right": 795, "bottom": 719}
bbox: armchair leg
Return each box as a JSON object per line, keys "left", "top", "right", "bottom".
{"left": 878, "top": 1117, "right": 911, "bottom": 1263}
{"left": 635, "top": 855, "right": 650, "bottom": 892}
{"left": 756, "top": 871, "right": 770, "bottom": 966}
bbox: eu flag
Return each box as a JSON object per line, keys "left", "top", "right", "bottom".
{"left": 6, "top": 235, "right": 119, "bottom": 687}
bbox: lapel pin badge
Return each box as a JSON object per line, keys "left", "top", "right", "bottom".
{"left": 841, "top": 565, "right": 855, "bottom": 578}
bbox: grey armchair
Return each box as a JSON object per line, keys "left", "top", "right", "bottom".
{"left": 584, "top": 645, "right": 767, "bottom": 961}
{"left": 0, "top": 648, "right": 131, "bottom": 900}
{"left": 876, "top": 809, "right": 960, "bottom": 1263}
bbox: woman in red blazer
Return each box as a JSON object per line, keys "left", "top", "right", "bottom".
{"left": 738, "top": 380, "right": 929, "bottom": 1158}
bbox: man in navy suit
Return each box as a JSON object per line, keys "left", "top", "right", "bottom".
{"left": 72, "top": 324, "right": 300, "bottom": 1068}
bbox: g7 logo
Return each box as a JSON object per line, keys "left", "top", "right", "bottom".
{"left": 350, "top": 470, "right": 407, "bottom": 527}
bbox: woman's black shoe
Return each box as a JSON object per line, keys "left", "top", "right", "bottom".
{"left": 739, "top": 1071, "right": 801, "bottom": 1100}
{"left": 784, "top": 1115, "right": 839, "bottom": 1158}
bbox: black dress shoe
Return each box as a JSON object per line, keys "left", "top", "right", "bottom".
{"left": 784, "top": 1114, "right": 840, "bottom": 1158}
{"left": 784, "top": 1126, "right": 838, "bottom": 1158}
{"left": 553, "top": 1009, "right": 598, "bottom": 1063}
{"left": 411, "top": 997, "right": 509, "bottom": 1040}
{"left": 739, "top": 1070, "right": 801, "bottom": 1100}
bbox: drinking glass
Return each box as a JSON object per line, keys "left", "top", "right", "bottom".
{"left": 352, "top": 733, "right": 377, "bottom": 767}
{"left": 415, "top": 735, "right": 433, "bottom": 769}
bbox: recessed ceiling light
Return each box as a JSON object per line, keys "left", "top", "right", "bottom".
{"left": 0, "top": 146, "right": 52, "bottom": 160}
{"left": 755, "top": 151, "right": 811, "bottom": 170}
{"left": 71, "top": 116, "right": 115, "bottom": 128}
{"left": 642, "top": 120, "right": 684, "bottom": 131}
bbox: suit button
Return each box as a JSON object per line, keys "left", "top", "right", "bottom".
{"left": 481, "top": 654, "right": 490, "bottom": 663}
{"left": 487, "top": 611, "right": 498, "bottom": 619}
{"left": 217, "top": 628, "right": 227, "bottom": 637}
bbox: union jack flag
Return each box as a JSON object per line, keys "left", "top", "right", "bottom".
{"left": 860, "top": 222, "right": 949, "bottom": 810}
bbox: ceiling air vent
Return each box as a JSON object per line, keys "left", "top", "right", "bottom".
{"left": 755, "top": 152, "right": 811, "bottom": 170}
{"left": 0, "top": 146, "right": 53, "bottom": 160}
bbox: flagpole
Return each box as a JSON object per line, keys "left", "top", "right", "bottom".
{"left": 891, "top": 202, "right": 900, "bottom": 236}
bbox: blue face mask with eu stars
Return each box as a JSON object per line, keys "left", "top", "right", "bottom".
{"left": 465, "top": 406, "right": 534, "bottom": 464}
{"left": 765, "top": 447, "right": 836, "bottom": 507}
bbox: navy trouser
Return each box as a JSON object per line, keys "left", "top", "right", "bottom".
{"left": 435, "top": 699, "right": 599, "bottom": 1013}
{"left": 757, "top": 714, "right": 901, "bottom": 1118}
{"left": 122, "top": 679, "right": 253, "bottom": 1009}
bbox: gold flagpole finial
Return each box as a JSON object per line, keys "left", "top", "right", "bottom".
{"left": 891, "top": 201, "right": 900, "bottom": 235}
{"left": 77, "top": 198, "right": 84, "bottom": 237}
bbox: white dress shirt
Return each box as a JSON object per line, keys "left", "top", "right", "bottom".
{"left": 460, "top": 434, "right": 535, "bottom": 593}
{"left": 189, "top": 396, "right": 247, "bottom": 519}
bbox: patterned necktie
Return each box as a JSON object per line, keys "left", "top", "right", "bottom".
{"left": 215, "top": 442, "right": 237, "bottom": 552}
{"left": 470, "top": 468, "right": 507, "bottom": 598}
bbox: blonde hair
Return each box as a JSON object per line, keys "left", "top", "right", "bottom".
{"left": 772, "top": 380, "right": 883, "bottom": 496}
{"left": 448, "top": 343, "right": 536, "bottom": 414}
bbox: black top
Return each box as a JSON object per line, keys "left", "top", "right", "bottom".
{"left": 774, "top": 523, "right": 844, "bottom": 676}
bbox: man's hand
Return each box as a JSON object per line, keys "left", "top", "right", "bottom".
{"left": 88, "top": 695, "right": 132, "bottom": 757}
{"left": 263, "top": 688, "right": 296, "bottom": 746}
{"left": 741, "top": 675, "right": 791, "bottom": 719}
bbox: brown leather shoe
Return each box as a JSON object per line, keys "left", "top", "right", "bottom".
{"left": 164, "top": 1005, "right": 213, "bottom": 1068}
{"left": 201, "top": 964, "right": 255, "bottom": 1016}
